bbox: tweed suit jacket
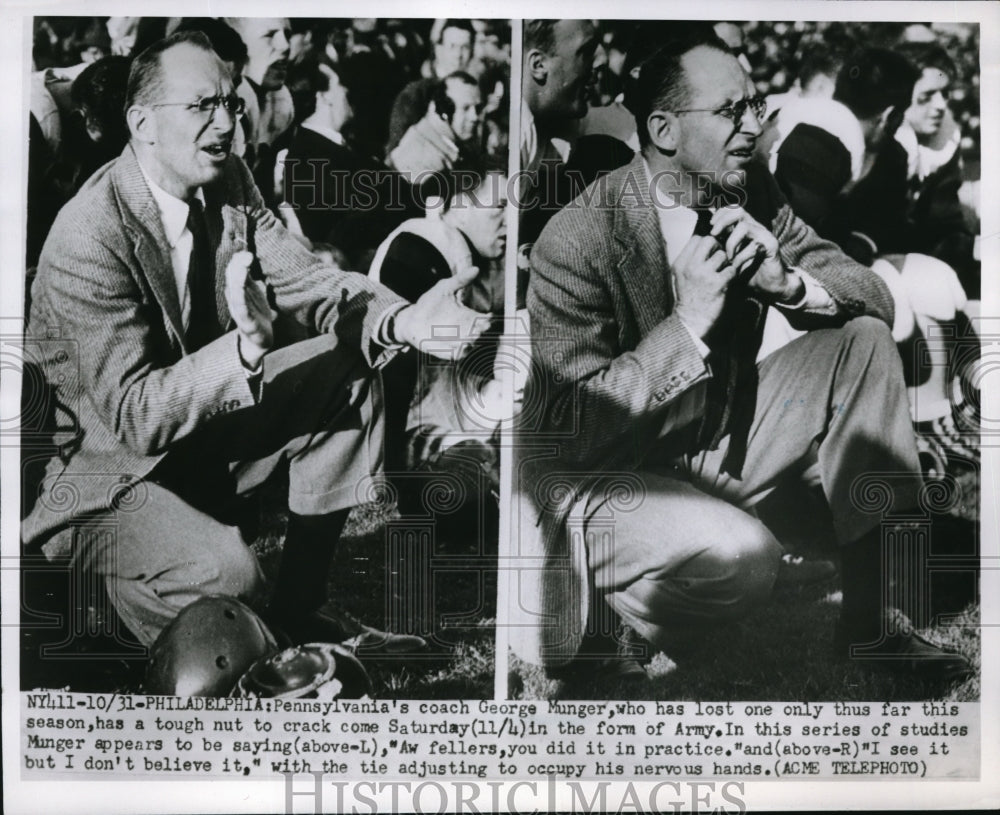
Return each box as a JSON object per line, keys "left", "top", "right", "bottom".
{"left": 511, "top": 152, "right": 895, "bottom": 667}
{"left": 23, "top": 144, "right": 405, "bottom": 557}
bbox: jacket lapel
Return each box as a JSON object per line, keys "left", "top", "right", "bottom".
{"left": 203, "top": 182, "right": 240, "bottom": 331}
{"left": 113, "top": 146, "right": 187, "bottom": 348}
{"left": 611, "top": 154, "right": 671, "bottom": 338}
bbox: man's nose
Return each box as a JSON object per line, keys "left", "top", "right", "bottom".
{"left": 209, "top": 103, "right": 238, "bottom": 131}
{"left": 740, "top": 108, "right": 763, "bottom": 136}
{"left": 274, "top": 30, "right": 290, "bottom": 58}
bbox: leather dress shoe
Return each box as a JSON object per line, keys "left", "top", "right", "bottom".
{"left": 267, "top": 606, "right": 428, "bottom": 658}
{"left": 834, "top": 619, "right": 973, "bottom": 684}
{"left": 773, "top": 552, "right": 837, "bottom": 589}
{"left": 548, "top": 623, "right": 651, "bottom": 684}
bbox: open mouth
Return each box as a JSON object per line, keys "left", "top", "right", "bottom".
{"left": 729, "top": 148, "right": 754, "bottom": 161}
{"left": 201, "top": 139, "right": 232, "bottom": 161}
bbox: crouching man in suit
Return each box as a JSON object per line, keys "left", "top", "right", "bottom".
{"left": 22, "top": 31, "right": 484, "bottom": 655}
{"left": 513, "top": 29, "right": 971, "bottom": 684}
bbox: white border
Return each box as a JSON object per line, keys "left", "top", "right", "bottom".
{"left": 2, "top": 1, "right": 998, "bottom": 812}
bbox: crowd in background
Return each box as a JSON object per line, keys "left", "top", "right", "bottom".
{"left": 26, "top": 16, "right": 514, "bottom": 532}
{"left": 28, "top": 17, "right": 511, "bottom": 272}
{"left": 520, "top": 18, "right": 981, "bottom": 478}
{"left": 24, "top": 15, "right": 983, "bottom": 477}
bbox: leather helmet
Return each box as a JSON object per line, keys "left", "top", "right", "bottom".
{"left": 144, "top": 595, "right": 278, "bottom": 697}
{"left": 233, "top": 642, "right": 373, "bottom": 699}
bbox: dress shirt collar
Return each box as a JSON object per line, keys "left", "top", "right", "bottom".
{"left": 301, "top": 119, "right": 346, "bottom": 147}
{"left": 642, "top": 157, "right": 700, "bottom": 267}
{"left": 136, "top": 159, "right": 206, "bottom": 249}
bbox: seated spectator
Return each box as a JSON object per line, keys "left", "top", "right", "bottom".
{"left": 225, "top": 17, "right": 295, "bottom": 203}
{"left": 763, "top": 43, "right": 844, "bottom": 120}
{"left": 769, "top": 48, "right": 918, "bottom": 266}
{"left": 431, "top": 72, "right": 483, "bottom": 157}
{"left": 282, "top": 56, "right": 378, "bottom": 244}
{"left": 768, "top": 47, "right": 976, "bottom": 469}
{"left": 892, "top": 42, "right": 980, "bottom": 297}
{"left": 68, "top": 55, "right": 131, "bottom": 180}
{"left": 282, "top": 54, "right": 460, "bottom": 268}
{"left": 370, "top": 167, "right": 510, "bottom": 532}
{"left": 385, "top": 19, "right": 475, "bottom": 154}
{"left": 27, "top": 55, "right": 131, "bottom": 267}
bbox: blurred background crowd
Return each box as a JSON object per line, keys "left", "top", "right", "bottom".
{"left": 519, "top": 17, "right": 981, "bottom": 484}
{"left": 587, "top": 20, "right": 980, "bottom": 163}
{"left": 28, "top": 16, "right": 511, "bottom": 271}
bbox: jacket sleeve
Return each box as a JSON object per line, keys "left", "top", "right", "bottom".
{"left": 526, "top": 209, "right": 711, "bottom": 469}
{"left": 234, "top": 157, "right": 406, "bottom": 367}
{"left": 772, "top": 201, "right": 896, "bottom": 328}
{"left": 38, "top": 206, "right": 256, "bottom": 457}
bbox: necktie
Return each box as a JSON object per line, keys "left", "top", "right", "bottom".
{"left": 691, "top": 205, "right": 761, "bottom": 477}
{"left": 184, "top": 198, "right": 219, "bottom": 350}
{"left": 693, "top": 206, "right": 714, "bottom": 237}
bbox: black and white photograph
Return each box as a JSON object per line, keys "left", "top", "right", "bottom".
{"left": 510, "top": 16, "right": 984, "bottom": 703}
{"left": 17, "top": 13, "right": 511, "bottom": 700}
{"left": 1, "top": 1, "right": 998, "bottom": 813}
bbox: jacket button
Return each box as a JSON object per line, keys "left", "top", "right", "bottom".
{"left": 654, "top": 389, "right": 666, "bottom": 401}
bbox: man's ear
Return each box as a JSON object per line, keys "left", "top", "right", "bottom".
{"left": 526, "top": 48, "right": 548, "bottom": 84}
{"left": 126, "top": 105, "right": 155, "bottom": 145}
{"left": 646, "top": 110, "right": 680, "bottom": 153}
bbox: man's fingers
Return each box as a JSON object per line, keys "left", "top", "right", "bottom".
{"left": 686, "top": 235, "right": 719, "bottom": 263}
{"left": 716, "top": 262, "right": 738, "bottom": 289}
{"left": 675, "top": 233, "right": 700, "bottom": 266}
{"left": 435, "top": 267, "right": 477, "bottom": 296}
{"left": 724, "top": 221, "right": 750, "bottom": 259}
{"left": 706, "top": 245, "right": 730, "bottom": 273}
{"left": 731, "top": 242, "right": 763, "bottom": 275}
{"left": 710, "top": 205, "right": 747, "bottom": 236}
{"left": 225, "top": 250, "right": 255, "bottom": 288}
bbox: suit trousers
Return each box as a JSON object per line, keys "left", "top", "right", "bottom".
{"left": 579, "top": 316, "right": 921, "bottom": 652}
{"left": 73, "top": 334, "right": 383, "bottom": 646}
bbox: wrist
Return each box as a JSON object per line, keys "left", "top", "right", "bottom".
{"left": 391, "top": 305, "right": 414, "bottom": 347}
{"left": 775, "top": 269, "right": 806, "bottom": 304}
{"left": 238, "top": 334, "right": 267, "bottom": 371}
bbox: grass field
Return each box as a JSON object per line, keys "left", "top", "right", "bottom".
{"left": 21, "top": 461, "right": 978, "bottom": 704}
{"left": 509, "top": 464, "right": 981, "bottom": 703}
{"left": 19, "top": 488, "right": 498, "bottom": 698}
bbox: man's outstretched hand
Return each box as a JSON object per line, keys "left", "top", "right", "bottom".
{"left": 225, "top": 250, "right": 275, "bottom": 369}
{"left": 393, "top": 266, "right": 486, "bottom": 360}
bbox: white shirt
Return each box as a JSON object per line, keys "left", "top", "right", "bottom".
{"left": 300, "top": 120, "right": 346, "bottom": 147}
{"left": 641, "top": 159, "right": 841, "bottom": 370}
{"left": 137, "top": 161, "right": 206, "bottom": 328}
{"left": 520, "top": 100, "right": 569, "bottom": 177}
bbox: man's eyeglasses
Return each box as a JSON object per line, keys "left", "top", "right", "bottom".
{"left": 151, "top": 94, "right": 246, "bottom": 118}
{"left": 674, "top": 95, "right": 767, "bottom": 124}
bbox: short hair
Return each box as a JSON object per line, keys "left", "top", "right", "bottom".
{"left": 427, "top": 162, "right": 505, "bottom": 212}
{"left": 174, "top": 18, "right": 248, "bottom": 69}
{"left": 438, "top": 19, "right": 475, "bottom": 43}
{"left": 524, "top": 20, "right": 557, "bottom": 55}
{"left": 797, "top": 43, "right": 843, "bottom": 89}
{"left": 622, "top": 25, "right": 730, "bottom": 149}
{"left": 430, "top": 71, "right": 480, "bottom": 120}
{"left": 285, "top": 56, "right": 359, "bottom": 122}
{"left": 833, "top": 48, "right": 920, "bottom": 120}
{"left": 124, "top": 30, "right": 215, "bottom": 110}
{"left": 896, "top": 41, "right": 957, "bottom": 79}
{"left": 71, "top": 55, "right": 131, "bottom": 145}
{"left": 442, "top": 71, "right": 478, "bottom": 89}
